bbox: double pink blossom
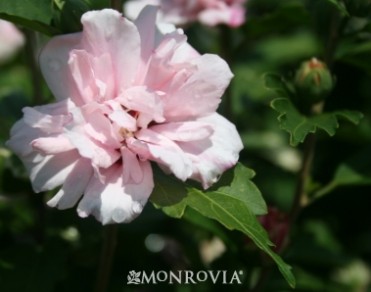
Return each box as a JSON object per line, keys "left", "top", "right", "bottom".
{"left": 7, "top": 7, "right": 243, "bottom": 224}
{"left": 0, "top": 19, "right": 24, "bottom": 63}
{"left": 125, "top": 0, "right": 246, "bottom": 28}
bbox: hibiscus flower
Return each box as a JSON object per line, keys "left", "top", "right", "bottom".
{"left": 7, "top": 7, "right": 243, "bottom": 224}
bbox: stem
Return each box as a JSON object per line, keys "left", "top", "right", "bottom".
{"left": 252, "top": 8, "right": 346, "bottom": 292}
{"left": 311, "top": 181, "right": 338, "bottom": 202}
{"left": 94, "top": 225, "right": 119, "bottom": 292}
{"left": 289, "top": 133, "right": 316, "bottom": 220}
{"left": 110, "top": 0, "right": 122, "bottom": 12}
{"left": 24, "top": 30, "right": 43, "bottom": 105}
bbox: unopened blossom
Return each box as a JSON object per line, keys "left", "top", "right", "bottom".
{"left": 0, "top": 19, "right": 24, "bottom": 63}
{"left": 7, "top": 7, "right": 243, "bottom": 224}
{"left": 125, "top": 0, "right": 246, "bottom": 27}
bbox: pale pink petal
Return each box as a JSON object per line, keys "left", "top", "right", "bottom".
{"left": 6, "top": 101, "right": 72, "bottom": 156}
{"left": 134, "top": 5, "right": 158, "bottom": 63}
{"left": 33, "top": 99, "right": 76, "bottom": 115}
{"left": 150, "top": 121, "right": 213, "bottom": 141}
{"left": 68, "top": 50, "right": 116, "bottom": 103}
{"left": 23, "top": 150, "right": 81, "bottom": 193}
{"left": 65, "top": 129, "right": 120, "bottom": 169}
{"left": 47, "top": 158, "right": 93, "bottom": 209}
{"left": 22, "top": 107, "right": 71, "bottom": 133}
{"left": 31, "top": 135, "right": 75, "bottom": 155}
{"left": 83, "top": 109, "right": 122, "bottom": 148}
{"left": 118, "top": 86, "right": 165, "bottom": 127}
{"left": 134, "top": 128, "right": 193, "bottom": 181}
{"left": 64, "top": 106, "right": 121, "bottom": 168}
{"left": 125, "top": 0, "right": 161, "bottom": 20}
{"left": 125, "top": 137, "right": 152, "bottom": 160}
{"left": 81, "top": 9, "right": 141, "bottom": 90}
{"left": 163, "top": 54, "right": 233, "bottom": 121}
{"left": 68, "top": 50, "right": 99, "bottom": 103}
{"left": 39, "top": 33, "right": 84, "bottom": 103}
{"left": 122, "top": 147, "right": 143, "bottom": 184}
{"left": 91, "top": 53, "right": 116, "bottom": 100}
{"left": 77, "top": 163, "right": 153, "bottom": 224}
{"left": 108, "top": 110, "right": 137, "bottom": 132}
{"left": 6, "top": 120, "right": 43, "bottom": 156}
{"left": 177, "top": 113, "right": 243, "bottom": 188}
{"left": 144, "top": 32, "right": 189, "bottom": 92}
{"left": 170, "top": 38, "right": 200, "bottom": 63}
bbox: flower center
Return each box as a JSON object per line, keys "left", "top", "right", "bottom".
{"left": 119, "top": 127, "right": 134, "bottom": 139}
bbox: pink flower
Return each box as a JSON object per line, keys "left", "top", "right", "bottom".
{"left": 125, "top": 0, "right": 246, "bottom": 27}
{"left": 0, "top": 20, "right": 25, "bottom": 63}
{"left": 7, "top": 7, "right": 243, "bottom": 224}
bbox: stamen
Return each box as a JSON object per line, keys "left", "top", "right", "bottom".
{"left": 119, "top": 128, "right": 134, "bottom": 139}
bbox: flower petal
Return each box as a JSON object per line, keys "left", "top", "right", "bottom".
{"left": 133, "top": 128, "right": 193, "bottom": 181}
{"left": 65, "top": 128, "right": 120, "bottom": 169}
{"left": 6, "top": 100, "right": 73, "bottom": 156}
{"left": 150, "top": 120, "right": 213, "bottom": 142}
{"left": 47, "top": 158, "right": 93, "bottom": 209}
{"left": 77, "top": 162, "right": 153, "bottom": 224}
{"left": 39, "top": 33, "right": 83, "bottom": 103}
{"left": 31, "top": 135, "right": 75, "bottom": 155}
{"left": 163, "top": 54, "right": 233, "bottom": 121}
{"left": 6, "top": 120, "right": 43, "bottom": 156}
{"left": 24, "top": 150, "right": 81, "bottom": 193}
{"left": 81, "top": 9, "right": 141, "bottom": 90}
{"left": 122, "top": 147, "right": 143, "bottom": 184}
{"left": 22, "top": 107, "right": 70, "bottom": 132}
{"left": 118, "top": 86, "right": 165, "bottom": 128}
{"left": 134, "top": 5, "right": 158, "bottom": 63}
{"left": 177, "top": 113, "right": 243, "bottom": 188}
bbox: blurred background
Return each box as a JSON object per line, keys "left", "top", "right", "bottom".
{"left": 1, "top": 0, "right": 371, "bottom": 291}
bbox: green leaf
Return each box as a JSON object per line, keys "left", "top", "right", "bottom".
{"left": 323, "top": 0, "right": 349, "bottom": 16}
{"left": 217, "top": 163, "right": 267, "bottom": 215}
{"left": 0, "top": 0, "right": 61, "bottom": 35}
{"left": 333, "top": 164, "right": 371, "bottom": 186}
{"left": 264, "top": 73, "right": 292, "bottom": 98}
{"left": 271, "top": 98, "right": 363, "bottom": 146}
{"left": 150, "top": 166, "right": 188, "bottom": 218}
{"left": 0, "top": 0, "right": 52, "bottom": 24}
{"left": 151, "top": 164, "right": 295, "bottom": 287}
{"left": 313, "top": 148, "right": 371, "bottom": 199}
{"left": 186, "top": 188, "right": 295, "bottom": 287}
{"left": 182, "top": 208, "right": 238, "bottom": 252}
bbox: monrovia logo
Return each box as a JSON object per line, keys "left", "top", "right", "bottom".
{"left": 126, "top": 270, "right": 244, "bottom": 285}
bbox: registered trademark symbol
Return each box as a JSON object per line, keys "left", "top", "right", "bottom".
{"left": 239, "top": 270, "right": 243, "bottom": 275}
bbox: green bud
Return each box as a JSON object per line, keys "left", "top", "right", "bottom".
{"left": 294, "top": 58, "right": 334, "bottom": 104}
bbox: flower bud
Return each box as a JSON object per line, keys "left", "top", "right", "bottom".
{"left": 294, "top": 58, "right": 334, "bottom": 104}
